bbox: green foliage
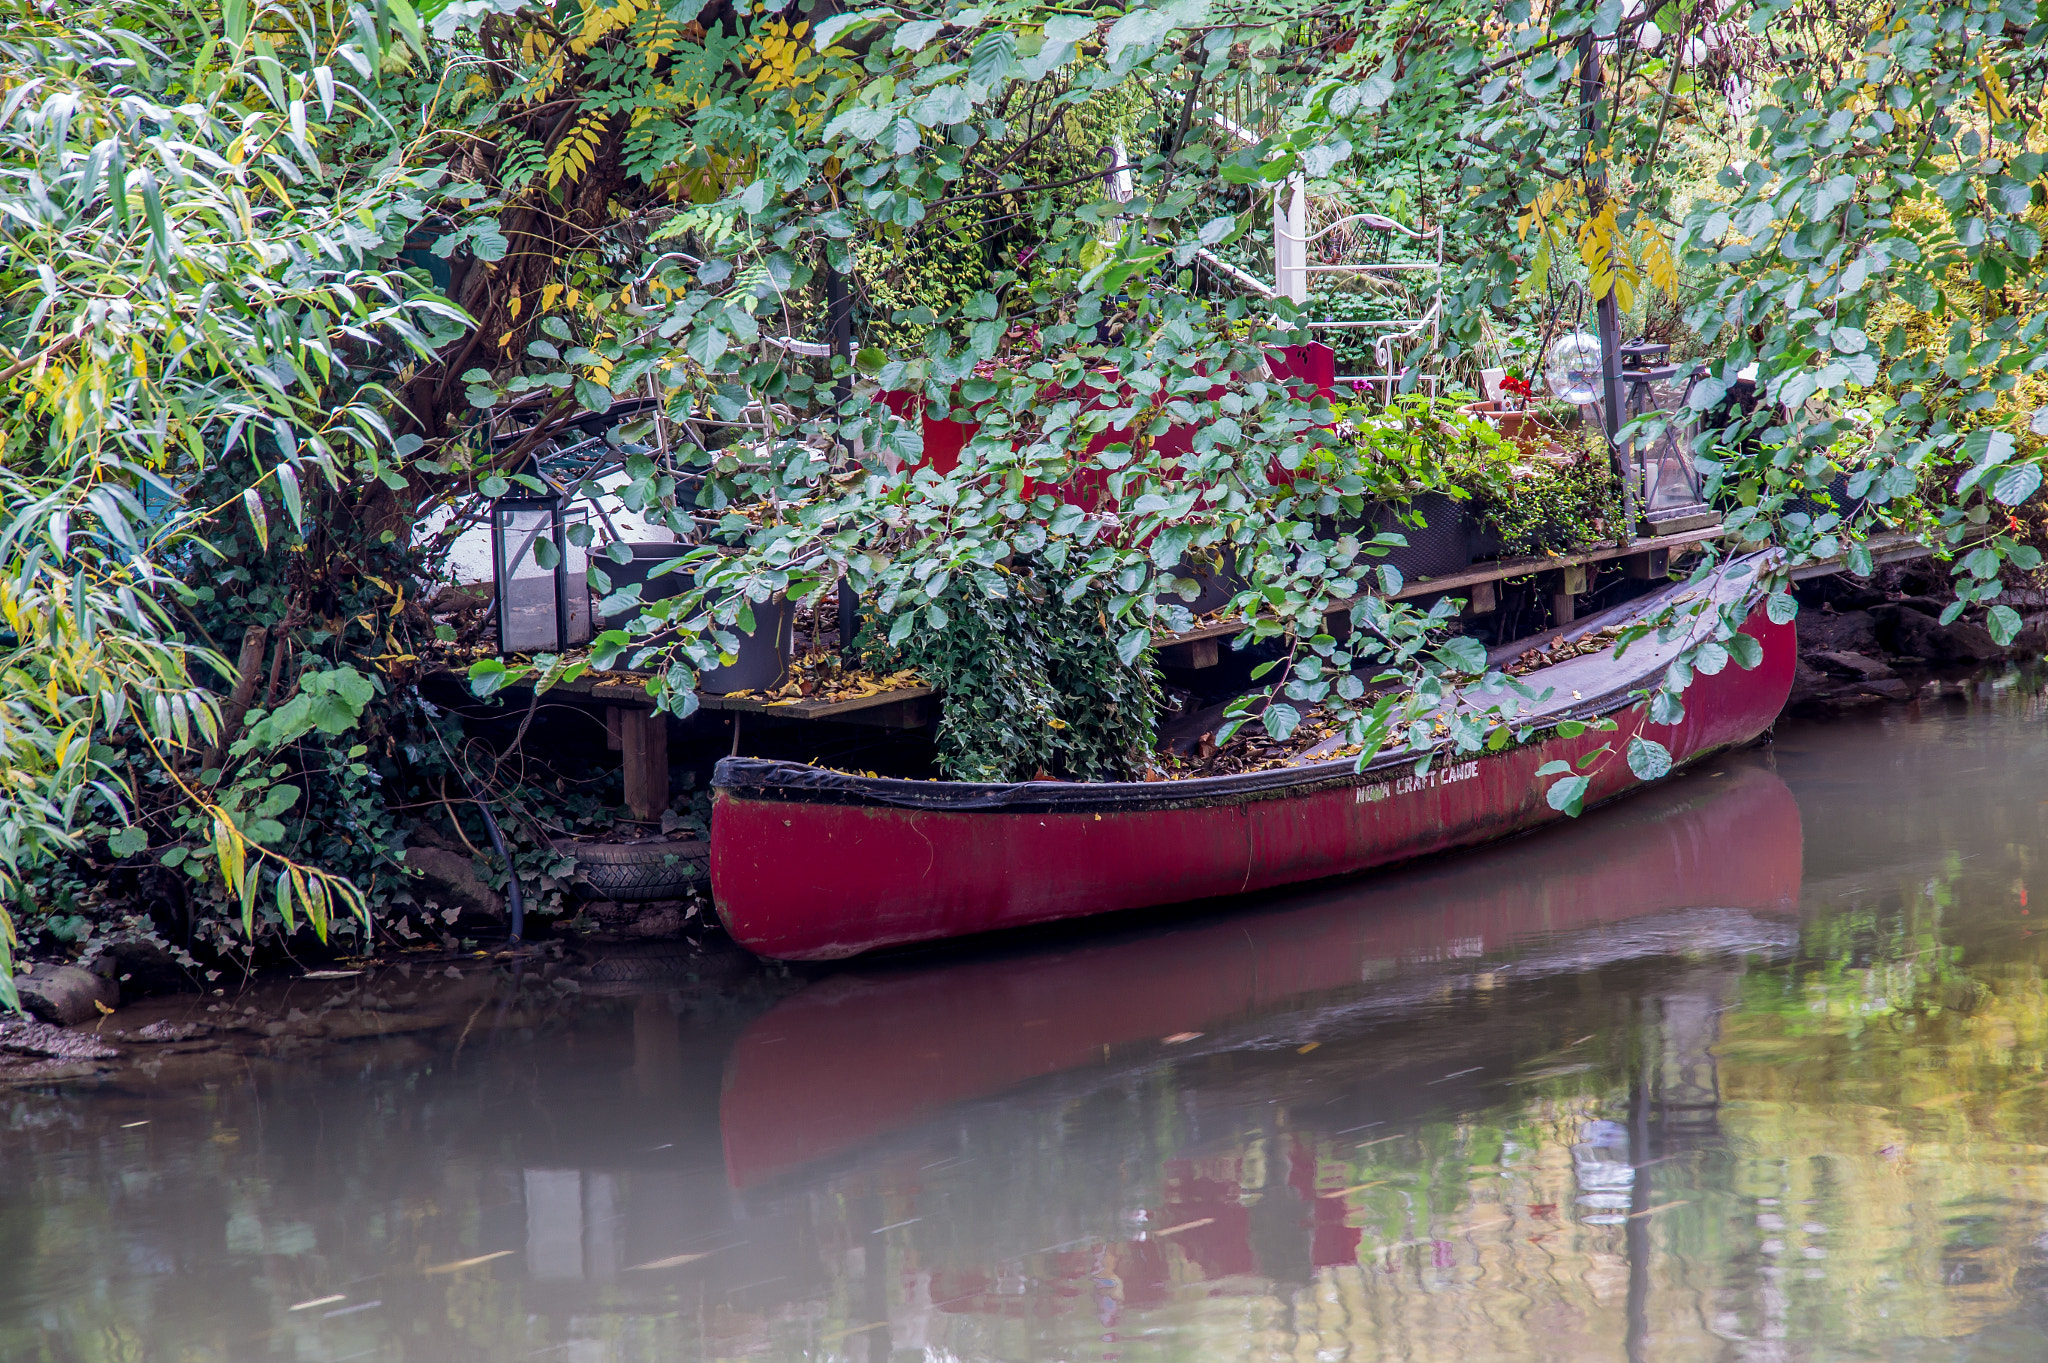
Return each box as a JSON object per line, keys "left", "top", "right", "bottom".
{"left": 0, "top": 0, "right": 470, "bottom": 995}
{"left": 1326, "top": 396, "right": 1508, "bottom": 502}
{"left": 854, "top": 212, "right": 994, "bottom": 352}
{"left": 9, "top": 0, "right": 2047, "bottom": 980}
{"left": 1466, "top": 434, "right": 1621, "bottom": 557}
{"left": 872, "top": 559, "right": 1160, "bottom": 782}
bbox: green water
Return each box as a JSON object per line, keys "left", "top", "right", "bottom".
{"left": 7, "top": 673, "right": 2048, "bottom": 1361}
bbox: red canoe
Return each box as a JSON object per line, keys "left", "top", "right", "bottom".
{"left": 710, "top": 558, "right": 1796, "bottom": 960}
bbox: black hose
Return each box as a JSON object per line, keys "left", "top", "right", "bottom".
{"left": 459, "top": 770, "right": 525, "bottom": 943}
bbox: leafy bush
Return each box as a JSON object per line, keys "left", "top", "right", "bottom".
{"left": 1468, "top": 441, "right": 1621, "bottom": 557}
{"left": 869, "top": 558, "right": 1159, "bottom": 783}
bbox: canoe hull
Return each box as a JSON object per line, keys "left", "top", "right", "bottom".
{"left": 710, "top": 608, "right": 1794, "bottom": 960}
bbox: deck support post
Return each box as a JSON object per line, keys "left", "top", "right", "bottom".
{"left": 1159, "top": 635, "right": 1222, "bottom": 669}
{"left": 619, "top": 708, "right": 669, "bottom": 822}
{"left": 1622, "top": 548, "right": 1669, "bottom": 579}
{"left": 1552, "top": 564, "right": 1589, "bottom": 626}
{"left": 1463, "top": 581, "right": 1497, "bottom": 615}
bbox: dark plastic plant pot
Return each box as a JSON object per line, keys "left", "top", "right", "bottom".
{"left": 1368, "top": 493, "right": 1473, "bottom": 580}
{"left": 597, "top": 544, "right": 792, "bottom": 694}
{"left": 1783, "top": 470, "right": 1868, "bottom": 524}
{"left": 606, "top": 542, "right": 693, "bottom": 604}
{"left": 1468, "top": 518, "right": 1505, "bottom": 562}
{"left": 698, "top": 595, "right": 795, "bottom": 695}
{"left": 1156, "top": 552, "right": 1244, "bottom": 618}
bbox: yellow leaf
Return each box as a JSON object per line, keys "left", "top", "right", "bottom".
{"left": 546, "top": 112, "right": 610, "bottom": 190}
{"left": 508, "top": 289, "right": 523, "bottom": 319}
{"left": 1981, "top": 63, "right": 2014, "bottom": 123}
{"left": 1522, "top": 231, "right": 1554, "bottom": 298}
{"left": 497, "top": 331, "right": 514, "bottom": 348}
{"left": 1579, "top": 204, "right": 1619, "bottom": 301}
{"left": 1639, "top": 223, "right": 1679, "bottom": 295}
{"left": 214, "top": 813, "right": 246, "bottom": 896}
{"left": 541, "top": 283, "right": 564, "bottom": 311}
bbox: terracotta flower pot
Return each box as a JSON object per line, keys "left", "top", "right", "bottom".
{"left": 1457, "top": 399, "right": 1552, "bottom": 452}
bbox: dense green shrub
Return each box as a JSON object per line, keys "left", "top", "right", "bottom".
{"left": 869, "top": 558, "right": 1159, "bottom": 783}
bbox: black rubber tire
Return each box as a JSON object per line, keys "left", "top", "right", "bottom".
{"left": 555, "top": 838, "right": 709, "bottom": 903}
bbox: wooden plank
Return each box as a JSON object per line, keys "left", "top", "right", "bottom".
{"left": 1160, "top": 636, "right": 1221, "bottom": 669}
{"left": 1159, "top": 615, "right": 1246, "bottom": 647}
{"left": 1789, "top": 530, "right": 1932, "bottom": 581}
{"left": 1152, "top": 523, "right": 1727, "bottom": 651}
{"left": 1386, "top": 523, "right": 1725, "bottom": 600}
{"left": 696, "top": 685, "right": 936, "bottom": 722}
{"left": 452, "top": 522, "right": 1736, "bottom": 728}
{"left": 835, "top": 696, "right": 934, "bottom": 730}
{"left": 1622, "top": 548, "right": 1669, "bottom": 579}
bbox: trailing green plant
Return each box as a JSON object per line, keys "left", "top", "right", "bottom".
{"left": 867, "top": 557, "right": 1160, "bottom": 783}
{"left": 855, "top": 211, "right": 996, "bottom": 352}
{"left": 1470, "top": 449, "right": 1620, "bottom": 557}
{"left": 1325, "top": 396, "right": 1510, "bottom": 506}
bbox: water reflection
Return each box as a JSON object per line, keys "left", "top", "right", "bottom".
{"left": 13, "top": 679, "right": 2048, "bottom": 1360}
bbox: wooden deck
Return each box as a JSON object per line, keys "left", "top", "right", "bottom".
{"left": 535, "top": 667, "right": 936, "bottom": 726}
{"left": 1156, "top": 521, "right": 1729, "bottom": 667}
{"left": 439, "top": 519, "right": 1928, "bottom": 819}
{"left": 696, "top": 684, "right": 935, "bottom": 729}
{"left": 457, "top": 522, "right": 1921, "bottom": 717}
{"left": 1788, "top": 528, "right": 1931, "bottom": 580}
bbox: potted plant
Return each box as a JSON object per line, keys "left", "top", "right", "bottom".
{"left": 1323, "top": 397, "right": 1510, "bottom": 579}
{"left": 1451, "top": 426, "right": 1620, "bottom": 558}
{"left": 1457, "top": 372, "right": 1594, "bottom": 462}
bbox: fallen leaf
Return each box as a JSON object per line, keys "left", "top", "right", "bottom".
{"left": 1153, "top": 1218, "right": 1216, "bottom": 1238}
{"left": 626, "top": 1251, "right": 712, "bottom": 1271}
{"left": 424, "top": 1250, "right": 514, "bottom": 1274}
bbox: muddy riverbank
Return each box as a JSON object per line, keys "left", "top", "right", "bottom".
{"left": 0, "top": 939, "right": 788, "bottom": 1092}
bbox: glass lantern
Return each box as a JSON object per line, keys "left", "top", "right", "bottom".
{"left": 491, "top": 485, "right": 592, "bottom": 655}
{"left": 1619, "top": 340, "right": 1712, "bottom": 529}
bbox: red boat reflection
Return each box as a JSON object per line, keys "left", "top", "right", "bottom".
{"left": 721, "top": 763, "right": 1802, "bottom": 1190}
